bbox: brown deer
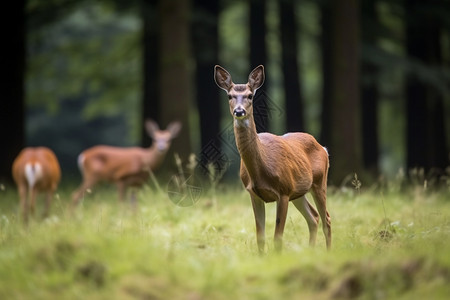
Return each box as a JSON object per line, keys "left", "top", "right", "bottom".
{"left": 12, "top": 147, "right": 61, "bottom": 223}
{"left": 214, "top": 65, "right": 331, "bottom": 252}
{"left": 72, "top": 119, "right": 181, "bottom": 205}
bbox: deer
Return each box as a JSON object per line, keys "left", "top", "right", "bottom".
{"left": 72, "top": 119, "right": 181, "bottom": 205}
{"left": 214, "top": 65, "right": 331, "bottom": 253}
{"left": 12, "top": 147, "right": 61, "bottom": 223}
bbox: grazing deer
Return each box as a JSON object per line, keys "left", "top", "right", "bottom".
{"left": 12, "top": 147, "right": 61, "bottom": 223}
{"left": 72, "top": 119, "right": 181, "bottom": 205}
{"left": 214, "top": 65, "right": 331, "bottom": 252}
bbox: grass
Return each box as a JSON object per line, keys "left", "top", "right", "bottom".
{"left": 0, "top": 181, "right": 449, "bottom": 299}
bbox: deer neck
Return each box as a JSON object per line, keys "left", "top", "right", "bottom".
{"left": 234, "top": 115, "right": 266, "bottom": 177}
{"left": 144, "top": 145, "right": 167, "bottom": 170}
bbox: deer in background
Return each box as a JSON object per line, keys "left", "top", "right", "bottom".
{"left": 214, "top": 65, "right": 331, "bottom": 252}
{"left": 12, "top": 147, "right": 61, "bottom": 223}
{"left": 72, "top": 119, "right": 181, "bottom": 205}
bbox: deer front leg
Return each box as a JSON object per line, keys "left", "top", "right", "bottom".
{"left": 72, "top": 176, "right": 96, "bottom": 206}
{"left": 117, "top": 181, "right": 127, "bottom": 202}
{"left": 274, "top": 195, "right": 289, "bottom": 252}
{"left": 250, "top": 195, "right": 265, "bottom": 254}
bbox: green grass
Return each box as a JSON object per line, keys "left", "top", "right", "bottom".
{"left": 1, "top": 182, "right": 449, "bottom": 299}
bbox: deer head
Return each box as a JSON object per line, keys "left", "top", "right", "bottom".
{"left": 145, "top": 119, "right": 182, "bottom": 152}
{"left": 214, "top": 65, "right": 265, "bottom": 122}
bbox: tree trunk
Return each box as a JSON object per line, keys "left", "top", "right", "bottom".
{"left": 361, "top": 0, "right": 380, "bottom": 176}
{"left": 405, "top": 0, "right": 449, "bottom": 174}
{"left": 192, "top": 0, "right": 221, "bottom": 174}
{"left": 279, "top": 0, "right": 304, "bottom": 132}
{"left": 319, "top": 0, "right": 332, "bottom": 148}
{"left": 1, "top": 0, "right": 25, "bottom": 183}
{"left": 328, "top": 0, "right": 361, "bottom": 184}
{"left": 158, "top": 0, "right": 192, "bottom": 161}
{"left": 249, "top": 0, "right": 269, "bottom": 133}
{"left": 141, "top": 0, "right": 160, "bottom": 147}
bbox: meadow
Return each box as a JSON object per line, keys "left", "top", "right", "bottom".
{"left": 1, "top": 178, "right": 449, "bottom": 300}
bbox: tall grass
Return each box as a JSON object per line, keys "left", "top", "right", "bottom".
{"left": 0, "top": 180, "right": 449, "bottom": 299}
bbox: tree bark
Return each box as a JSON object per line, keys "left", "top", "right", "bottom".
{"left": 405, "top": 0, "right": 449, "bottom": 174}
{"left": 1, "top": 0, "right": 25, "bottom": 183}
{"left": 249, "top": 0, "right": 269, "bottom": 133}
{"left": 192, "top": 0, "right": 221, "bottom": 171}
{"left": 328, "top": 0, "right": 362, "bottom": 184}
{"left": 279, "top": 0, "right": 304, "bottom": 132}
{"left": 361, "top": 0, "right": 380, "bottom": 176}
{"left": 319, "top": 0, "right": 332, "bottom": 148}
{"left": 141, "top": 0, "right": 160, "bottom": 147}
{"left": 158, "top": 0, "right": 192, "bottom": 161}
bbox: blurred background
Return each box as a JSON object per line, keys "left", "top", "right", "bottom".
{"left": 2, "top": 0, "right": 450, "bottom": 187}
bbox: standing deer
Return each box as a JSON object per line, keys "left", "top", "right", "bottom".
{"left": 214, "top": 65, "right": 331, "bottom": 252}
{"left": 12, "top": 147, "right": 61, "bottom": 223}
{"left": 72, "top": 119, "right": 181, "bottom": 205}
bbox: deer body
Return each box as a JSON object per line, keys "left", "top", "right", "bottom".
{"left": 12, "top": 147, "right": 61, "bottom": 222}
{"left": 72, "top": 120, "right": 181, "bottom": 204}
{"left": 215, "top": 65, "right": 331, "bottom": 252}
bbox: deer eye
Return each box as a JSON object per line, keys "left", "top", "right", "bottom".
{"left": 228, "top": 95, "right": 232, "bottom": 100}
{"left": 248, "top": 94, "right": 253, "bottom": 100}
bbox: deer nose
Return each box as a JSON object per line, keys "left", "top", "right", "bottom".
{"left": 233, "top": 108, "right": 246, "bottom": 118}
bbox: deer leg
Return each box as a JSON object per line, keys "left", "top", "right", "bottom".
{"left": 311, "top": 185, "right": 332, "bottom": 250}
{"left": 250, "top": 195, "right": 265, "bottom": 254}
{"left": 292, "top": 195, "right": 319, "bottom": 247}
{"left": 274, "top": 195, "right": 289, "bottom": 252}
{"left": 30, "top": 188, "right": 37, "bottom": 218}
{"left": 43, "top": 191, "right": 52, "bottom": 219}
{"left": 72, "top": 177, "right": 96, "bottom": 206}
{"left": 19, "top": 185, "right": 28, "bottom": 223}
{"left": 130, "top": 188, "right": 138, "bottom": 211}
{"left": 117, "top": 182, "right": 126, "bottom": 202}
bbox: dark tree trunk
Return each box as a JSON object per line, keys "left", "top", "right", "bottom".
{"left": 361, "top": 0, "right": 380, "bottom": 176}
{"left": 141, "top": 0, "right": 160, "bottom": 147}
{"left": 249, "top": 0, "right": 269, "bottom": 133}
{"left": 279, "top": 0, "right": 304, "bottom": 132}
{"left": 192, "top": 0, "right": 221, "bottom": 171}
{"left": 319, "top": 0, "right": 332, "bottom": 148}
{"left": 405, "top": 0, "right": 449, "bottom": 174}
{"left": 328, "top": 0, "right": 361, "bottom": 184}
{"left": 158, "top": 0, "right": 192, "bottom": 161}
{"left": 1, "top": 0, "right": 25, "bottom": 183}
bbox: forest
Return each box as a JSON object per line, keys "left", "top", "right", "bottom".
{"left": 2, "top": 0, "right": 450, "bottom": 187}
{"left": 2, "top": 1, "right": 450, "bottom": 299}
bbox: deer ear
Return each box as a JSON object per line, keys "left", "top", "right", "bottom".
{"left": 145, "top": 119, "right": 159, "bottom": 138}
{"left": 214, "top": 65, "right": 233, "bottom": 91}
{"left": 167, "top": 121, "right": 182, "bottom": 138}
{"left": 248, "top": 65, "right": 265, "bottom": 92}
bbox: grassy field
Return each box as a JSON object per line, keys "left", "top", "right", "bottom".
{"left": 1, "top": 180, "right": 449, "bottom": 299}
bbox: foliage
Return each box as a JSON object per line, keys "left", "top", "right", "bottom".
{"left": 1, "top": 180, "right": 449, "bottom": 299}
{"left": 27, "top": 1, "right": 142, "bottom": 143}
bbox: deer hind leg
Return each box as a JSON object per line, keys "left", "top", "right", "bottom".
{"left": 29, "top": 188, "right": 38, "bottom": 218}
{"left": 274, "top": 195, "right": 289, "bottom": 252}
{"left": 43, "top": 191, "right": 52, "bottom": 219}
{"left": 311, "top": 185, "right": 332, "bottom": 250}
{"left": 250, "top": 194, "right": 266, "bottom": 254}
{"left": 292, "top": 195, "right": 319, "bottom": 247}
{"left": 18, "top": 185, "right": 28, "bottom": 223}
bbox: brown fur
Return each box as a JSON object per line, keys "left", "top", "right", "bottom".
{"left": 215, "top": 65, "right": 331, "bottom": 252}
{"left": 12, "top": 147, "right": 61, "bottom": 223}
{"left": 72, "top": 120, "right": 181, "bottom": 204}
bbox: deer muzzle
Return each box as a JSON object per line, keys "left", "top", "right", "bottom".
{"left": 233, "top": 107, "right": 246, "bottom": 119}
